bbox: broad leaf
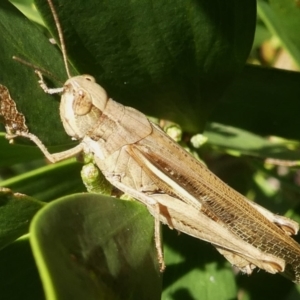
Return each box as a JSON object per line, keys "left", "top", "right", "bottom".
{"left": 0, "top": 0, "right": 256, "bottom": 149}
{"left": 258, "top": 0, "right": 300, "bottom": 68}
{"left": 0, "top": 159, "right": 85, "bottom": 201}
{"left": 0, "top": 0, "right": 72, "bottom": 145}
{"left": 211, "top": 65, "right": 300, "bottom": 140}
{"left": 30, "top": 194, "right": 161, "bottom": 300}
{"left": 162, "top": 228, "right": 237, "bottom": 300}
{"left": 205, "top": 122, "right": 300, "bottom": 160}
{"left": 0, "top": 187, "right": 44, "bottom": 249}
{"left": 0, "top": 236, "right": 44, "bottom": 300}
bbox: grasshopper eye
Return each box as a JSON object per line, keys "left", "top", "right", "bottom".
{"left": 73, "top": 89, "right": 93, "bottom": 115}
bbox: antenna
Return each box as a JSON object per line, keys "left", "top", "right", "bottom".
{"left": 13, "top": 56, "right": 63, "bottom": 85}
{"left": 46, "top": 0, "right": 72, "bottom": 79}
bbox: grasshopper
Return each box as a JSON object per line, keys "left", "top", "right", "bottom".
{"left": 2, "top": 0, "right": 300, "bottom": 283}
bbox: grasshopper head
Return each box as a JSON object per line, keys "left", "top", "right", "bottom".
{"left": 60, "top": 75, "right": 108, "bottom": 140}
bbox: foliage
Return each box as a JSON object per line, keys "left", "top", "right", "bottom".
{"left": 1, "top": 0, "right": 300, "bottom": 299}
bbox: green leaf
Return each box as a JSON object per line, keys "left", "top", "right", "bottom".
{"left": 0, "top": 236, "right": 44, "bottom": 300}
{"left": 237, "top": 269, "right": 296, "bottom": 300}
{"left": 205, "top": 122, "right": 300, "bottom": 160}
{"left": 252, "top": 21, "right": 272, "bottom": 50}
{"left": 0, "top": 159, "right": 85, "bottom": 201}
{"left": 0, "top": 0, "right": 73, "bottom": 145}
{"left": 0, "top": 133, "right": 44, "bottom": 166}
{"left": 162, "top": 228, "right": 237, "bottom": 300}
{"left": 257, "top": 0, "right": 300, "bottom": 68}
{"left": 0, "top": 0, "right": 256, "bottom": 148}
{"left": 211, "top": 64, "right": 300, "bottom": 140}
{"left": 0, "top": 133, "right": 75, "bottom": 166}
{"left": 30, "top": 194, "right": 161, "bottom": 300}
{"left": 36, "top": 0, "right": 256, "bottom": 132}
{"left": 10, "top": 0, "right": 44, "bottom": 25}
{"left": 0, "top": 187, "right": 44, "bottom": 249}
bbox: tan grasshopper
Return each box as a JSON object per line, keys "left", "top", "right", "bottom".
{"left": 2, "top": 0, "right": 300, "bottom": 283}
